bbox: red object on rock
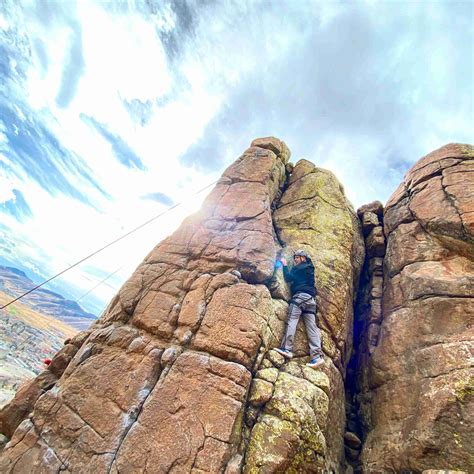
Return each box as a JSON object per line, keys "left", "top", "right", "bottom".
{"left": 43, "top": 358, "right": 52, "bottom": 366}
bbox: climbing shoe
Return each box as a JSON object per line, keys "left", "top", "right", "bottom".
{"left": 274, "top": 348, "right": 293, "bottom": 359}
{"left": 306, "top": 357, "right": 324, "bottom": 369}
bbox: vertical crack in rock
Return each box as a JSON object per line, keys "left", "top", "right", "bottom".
{"left": 440, "top": 169, "right": 472, "bottom": 242}
{"left": 345, "top": 200, "right": 386, "bottom": 471}
{"left": 242, "top": 157, "right": 365, "bottom": 472}
{"left": 107, "top": 346, "right": 163, "bottom": 473}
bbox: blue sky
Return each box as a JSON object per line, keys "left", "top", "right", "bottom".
{"left": 0, "top": 0, "right": 472, "bottom": 315}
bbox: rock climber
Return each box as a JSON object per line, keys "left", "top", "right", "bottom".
{"left": 274, "top": 249, "right": 325, "bottom": 368}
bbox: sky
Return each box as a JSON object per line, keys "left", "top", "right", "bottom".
{"left": 0, "top": 0, "right": 472, "bottom": 316}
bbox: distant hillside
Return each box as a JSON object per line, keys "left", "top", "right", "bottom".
{"left": 0, "top": 290, "right": 77, "bottom": 408}
{"left": 0, "top": 266, "right": 97, "bottom": 330}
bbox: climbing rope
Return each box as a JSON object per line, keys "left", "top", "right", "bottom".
{"left": 0, "top": 180, "right": 219, "bottom": 310}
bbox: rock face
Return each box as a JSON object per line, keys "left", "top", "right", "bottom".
{"left": 0, "top": 138, "right": 364, "bottom": 472}
{"left": 1, "top": 140, "right": 472, "bottom": 473}
{"left": 360, "top": 144, "right": 474, "bottom": 472}
{"left": 243, "top": 161, "right": 364, "bottom": 472}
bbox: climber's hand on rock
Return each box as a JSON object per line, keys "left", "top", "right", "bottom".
{"left": 280, "top": 257, "right": 287, "bottom": 266}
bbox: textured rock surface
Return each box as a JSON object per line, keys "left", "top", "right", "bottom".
{"left": 0, "top": 138, "right": 286, "bottom": 472}
{"left": 0, "top": 340, "right": 79, "bottom": 439}
{"left": 0, "top": 138, "right": 364, "bottom": 473}
{"left": 361, "top": 144, "right": 474, "bottom": 472}
{"left": 3, "top": 140, "right": 471, "bottom": 473}
{"left": 243, "top": 160, "right": 365, "bottom": 472}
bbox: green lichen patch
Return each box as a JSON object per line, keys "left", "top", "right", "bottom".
{"left": 255, "top": 368, "right": 279, "bottom": 384}
{"left": 461, "top": 144, "right": 474, "bottom": 157}
{"left": 249, "top": 379, "right": 274, "bottom": 407}
{"left": 453, "top": 372, "right": 474, "bottom": 403}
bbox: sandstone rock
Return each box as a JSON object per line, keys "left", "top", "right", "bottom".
{"left": 48, "top": 344, "right": 77, "bottom": 378}
{"left": 0, "top": 342, "right": 82, "bottom": 432}
{"left": 0, "top": 370, "right": 57, "bottom": 438}
{"left": 367, "top": 257, "right": 383, "bottom": 275}
{"left": 114, "top": 352, "right": 250, "bottom": 472}
{"left": 265, "top": 349, "right": 285, "bottom": 368}
{"left": 301, "top": 367, "right": 331, "bottom": 396}
{"left": 422, "top": 471, "right": 468, "bottom": 474}
{"left": 225, "top": 454, "right": 244, "bottom": 474}
{"left": 357, "top": 200, "right": 383, "bottom": 218}
{"left": 344, "top": 431, "right": 362, "bottom": 449}
{"left": 244, "top": 414, "right": 302, "bottom": 473}
{"left": 274, "top": 161, "right": 365, "bottom": 366}
{"left": 360, "top": 211, "right": 379, "bottom": 236}
{"left": 344, "top": 445, "right": 360, "bottom": 461}
{"left": 249, "top": 379, "right": 274, "bottom": 406}
{"left": 192, "top": 283, "right": 272, "bottom": 369}
{"left": 0, "top": 138, "right": 364, "bottom": 473}
{"left": 0, "top": 139, "right": 288, "bottom": 471}
{"left": 266, "top": 160, "right": 364, "bottom": 470}
{"left": 161, "top": 345, "right": 180, "bottom": 366}
{"left": 366, "top": 226, "right": 385, "bottom": 257}
{"left": 244, "top": 406, "right": 260, "bottom": 427}
{"left": 244, "top": 362, "right": 335, "bottom": 471}
{"left": 255, "top": 367, "right": 279, "bottom": 383}
{"left": 361, "top": 144, "right": 474, "bottom": 473}
{"left": 250, "top": 137, "right": 291, "bottom": 164}
{"left": 384, "top": 193, "right": 413, "bottom": 235}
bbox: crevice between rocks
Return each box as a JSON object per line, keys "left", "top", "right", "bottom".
{"left": 344, "top": 202, "right": 387, "bottom": 472}
{"left": 440, "top": 171, "right": 471, "bottom": 242}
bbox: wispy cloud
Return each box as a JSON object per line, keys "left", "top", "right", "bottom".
{"left": 81, "top": 114, "right": 146, "bottom": 170}
{"left": 0, "top": 103, "right": 108, "bottom": 206}
{"left": 55, "top": 22, "right": 85, "bottom": 108}
{"left": 141, "top": 192, "right": 174, "bottom": 206}
{"left": 0, "top": 189, "right": 32, "bottom": 221}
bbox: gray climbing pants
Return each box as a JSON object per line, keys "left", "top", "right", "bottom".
{"left": 281, "top": 292, "right": 323, "bottom": 358}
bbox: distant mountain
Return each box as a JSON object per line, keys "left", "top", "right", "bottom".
{"left": 0, "top": 266, "right": 97, "bottom": 330}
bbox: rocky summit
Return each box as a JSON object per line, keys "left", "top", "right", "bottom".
{"left": 0, "top": 139, "right": 472, "bottom": 473}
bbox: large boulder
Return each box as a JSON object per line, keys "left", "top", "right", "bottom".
{"left": 361, "top": 144, "right": 474, "bottom": 472}
{"left": 0, "top": 138, "right": 288, "bottom": 472}
{"left": 0, "top": 138, "right": 365, "bottom": 473}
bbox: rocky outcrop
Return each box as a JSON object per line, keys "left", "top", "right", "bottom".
{"left": 0, "top": 138, "right": 364, "bottom": 472}
{"left": 1, "top": 140, "right": 471, "bottom": 473}
{"left": 361, "top": 144, "right": 474, "bottom": 472}
{"left": 243, "top": 161, "right": 364, "bottom": 472}
{"left": 0, "top": 338, "right": 81, "bottom": 439}
{"left": 355, "top": 200, "right": 385, "bottom": 359}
